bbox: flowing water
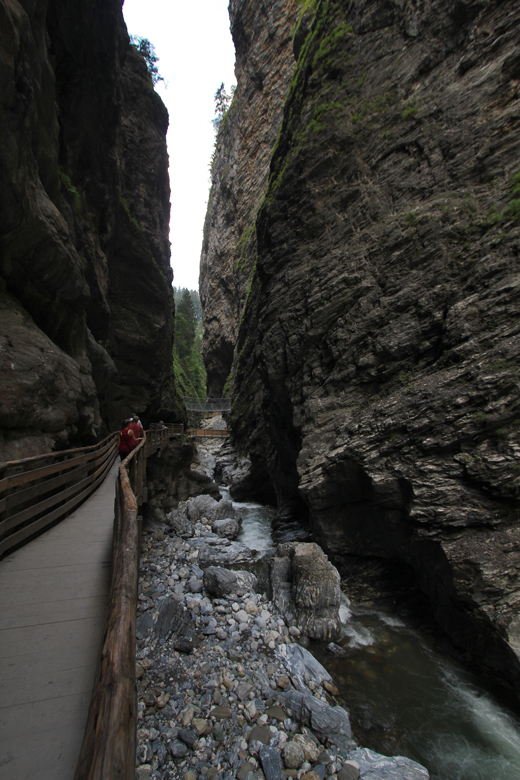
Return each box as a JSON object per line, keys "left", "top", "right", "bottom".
{"left": 221, "top": 486, "right": 520, "bottom": 780}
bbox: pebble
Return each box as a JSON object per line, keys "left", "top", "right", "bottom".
{"left": 134, "top": 490, "right": 429, "bottom": 780}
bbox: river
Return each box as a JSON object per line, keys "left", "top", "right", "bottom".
{"left": 219, "top": 484, "right": 520, "bottom": 780}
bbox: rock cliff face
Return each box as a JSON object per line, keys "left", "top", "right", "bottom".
{"left": 202, "top": 0, "right": 520, "bottom": 696}
{"left": 200, "top": 0, "right": 299, "bottom": 396}
{"left": 0, "top": 0, "right": 184, "bottom": 462}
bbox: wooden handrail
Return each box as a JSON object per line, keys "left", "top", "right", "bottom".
{"left": 186, "top": 428, "right": 228, "bottom": 437}
{"left": 0, "top": 434, "right": 118, "bottom": 559}
{"left": 74, "top": 424, "right": 183, "bottom": 779}
{"left": 74, "top": 462, "right": 139, "bottom": 780}
{"left": 0, "top": 423, "right": 185, "bottom": 778}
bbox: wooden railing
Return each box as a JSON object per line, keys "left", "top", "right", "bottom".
{"left": 0, "top": 419, "right": 214, "bottom": 779}
{"left": 0, "top": 434, "right": 118, "bottom": 560}
{"left": 74, "top": 440, "right": 145, "bottom": 780}
{"left": 186, "top": 428, "right": 228, "bottom": 437}
{"left": 74, "top": 423, "right": 184, "bottom": 780}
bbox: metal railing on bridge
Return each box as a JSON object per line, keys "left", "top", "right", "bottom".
{"left": 184, "top": 396, "right": 231, "bottom": 412}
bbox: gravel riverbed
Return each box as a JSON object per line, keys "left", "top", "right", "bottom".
{"left": 135, "top": 494, "right": 430, "bottom": 780}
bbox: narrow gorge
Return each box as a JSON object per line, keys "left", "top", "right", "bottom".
{"left": 1, "top": 1, "right": 520, "bottom": 779}
{"left": 201, "top": 0, "right": 520, "bottom": 705}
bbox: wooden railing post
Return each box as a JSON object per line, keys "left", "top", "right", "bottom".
{"left": 74, "top": 466, "right": 138, "bottom": 780}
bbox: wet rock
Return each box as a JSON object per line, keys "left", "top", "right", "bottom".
{"left": 271, "top": 543, "right": 341, "bottom": 641}
{"left": 348, "top": 748, "right": 429, "bottom": 779}
{"left": 326, "top": 642, "right": 347, "bottom": 657}
{"left": 276, "top": 643, "right": 332, "bottom": 692}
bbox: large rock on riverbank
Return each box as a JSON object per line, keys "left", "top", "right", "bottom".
{"left": 203, "top": 0, "right": 520, "bottom": 697}
{"left": 271, "top": 542, "right": 342, "bottom": 641}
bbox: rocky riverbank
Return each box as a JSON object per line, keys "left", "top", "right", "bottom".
{"left": 135, "top": 493, "right": 430, "bottom": 780}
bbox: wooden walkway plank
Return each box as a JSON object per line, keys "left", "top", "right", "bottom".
{"left": 0, "top": 462, "right": 119, "bottom": 780}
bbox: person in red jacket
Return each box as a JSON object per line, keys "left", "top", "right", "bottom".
{"left": 118, "top": 420, "right": 138, "bottom": 460}
{"left": 129, "top": 415, "right": 144, "bottom": 441}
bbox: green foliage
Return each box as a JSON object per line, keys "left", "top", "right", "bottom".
{"left": 308, "top": 102, "right": 344, "bottom": 134}
{"left": 58, "top": 166, "right": 81, "bottom": 213}
{"left": 130, "top": 36, "right": 164, "bottom": 86}
{"left": 352, "top": 93, "right": 393, "bottom": 123}
{"left": 174, "top": 289, "right": 206, "bottom": 400}
{"left": 174, "top": 288, "right": 202, "bottom": 321}
{"left": 401, "top": 103, "right": 418, "bottom": 119}
{"left": 119, "top": 197, "right": 143, "bottom": 234}
{"left": 212, "top": 83, "right": 236, "bottom": 132}
{"left": 234, "top": 223, "right": 256, "bottom": 272}
{"left": 312, "top": 22, "right": 354, "bottom": 70}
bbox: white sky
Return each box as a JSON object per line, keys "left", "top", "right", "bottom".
{"left": 122, "top": 0, "right": 236, "bottom": 291}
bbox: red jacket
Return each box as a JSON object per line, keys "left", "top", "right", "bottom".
{"left": 129, "top": 422, "right": 144, "bottom": 440}
{"left": 119, "top": 426, "right": 136, "bottom": 453}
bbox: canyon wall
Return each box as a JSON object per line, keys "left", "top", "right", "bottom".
{"left": 201, "top": 0, "right": 520, "bottom": 696}
{"left": 0, "top": 0, "right": 185, "bottom": 462}
{"left": 200, "top": 0, "right": 299, "bottom": 396}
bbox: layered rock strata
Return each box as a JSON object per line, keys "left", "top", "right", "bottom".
{"left": 0, "top": 0, "right": 184, "bottom": 461}
{"left": 200, "top": 0, "right": 299, "bottom": 396}
{"left": 203, "top": 1, "right": 520, "bottom": 696}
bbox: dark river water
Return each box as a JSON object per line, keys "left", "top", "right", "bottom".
{"left": 220, "top": 486, "right": 520, "bottom": 780}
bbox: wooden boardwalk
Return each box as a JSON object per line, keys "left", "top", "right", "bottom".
{"left": 0, "top": 462, "right": 119, "bottom": 780}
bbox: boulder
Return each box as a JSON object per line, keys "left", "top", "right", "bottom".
{"left": 153, "top": 597, "right": 199, "bottom": 650}
{"left": 278, "top": 689, "right": 351, "bottom": 742}
{"left": 189, "top": 536, "right": 254, "bottom": 566}
{"left": 346, "top": 748, "right": 430, "bottom": 779}
{"left": 187, "top": 495, "right": 238, "bottom": 524}
{"left": 166, "top": 509, "right": 194, "bottom": 537}
{"left": 275, "top": 643, "right": 332, "bottom": 692}
{"left": 203, "top": 566, "right": 258, "bottom": 597}
{"left": 212, "top": 517, "right": 242, "bottom": 539}
{"left": 270, "top": 542, "right": 341, "bottom": 640}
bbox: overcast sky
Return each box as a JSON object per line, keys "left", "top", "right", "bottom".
{"left": 122, "top": 0, "right": 236, "bottom": 292}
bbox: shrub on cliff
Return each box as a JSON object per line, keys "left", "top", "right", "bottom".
{"left": 130, "top": 36, "right": 164, "bottom": 86}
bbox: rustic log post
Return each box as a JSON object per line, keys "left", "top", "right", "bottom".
{"left": 74, "top": 466, "right": 139, "bottom": 780}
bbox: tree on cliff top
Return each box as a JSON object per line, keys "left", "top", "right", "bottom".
{"left": 130, "top": 36, "right": 164, "bottom": 86}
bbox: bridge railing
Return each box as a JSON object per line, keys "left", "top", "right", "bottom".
{"left": 184, "top": 396, "right": 231, "bottom": 412}
{"left": 0, "top": 433, "right": 118, "bottom": 560}
{"left": 186, "top": 428, "right": 228, "bottom": 437}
